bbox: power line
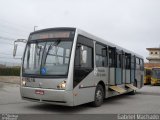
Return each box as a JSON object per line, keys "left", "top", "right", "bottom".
{"left": 0, "top": 53, "right": 12, "bottom": 55}
{"left": 0, "top": 53, "right": 17, "bottom": 55}
{"left": 0, "top": 42, "right": 25, "bottom": 48}
{"left": 0, "top": 36, "right": 15, "bottom": 41}
{"left": 0, "top": 57, "right": 18, "bottom": 59}
{"left": 0, "top": 43, "right": 25, "bottom": 49}
{"left": 0, "top": 24, "right": 31, "bottom": 33}
{"left": 0, "top": 57, "right": 22, "bottom": 60}
{"left": 0, "top": 36, "right": 27, "bottom": 48}
{"left": 0, "top": 29, "right": 28, "bottom": 39}
{"left": 0, "top": 61, "right": 21, "bottom": 64}
{"left": 0, "top": 36, "right": 26, "bottom": 47}
{"left": 0, "top": 53, "right": 22, "bottom": 57}
{"left": 0, "top": 41, "right": 14, "bottom": 45}
{"left": 0, "top": 53, "right": 14, "bottom": 55}
{"left": 0, "top": 18, "right": 33, "bottom": 31}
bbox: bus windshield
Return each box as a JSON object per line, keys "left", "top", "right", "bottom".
{"left": 23, "top": 40, "right": 73, "bottom": 76}
{"left": 152, "top": 68, "right": 160, "bottom": 79}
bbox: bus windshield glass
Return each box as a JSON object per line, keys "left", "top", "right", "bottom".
{"left": 152, "top": 68, "right": 160, "bottom": 79}
{"left": 23, "top": 40, "right": 73, "bottom": 76}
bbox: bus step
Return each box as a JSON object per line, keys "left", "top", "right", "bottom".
{"left": 109, "top": 86, "right": 126, "bottom": 94}
{"left": 125, "top": 84, "right": 138, "bottom": 90}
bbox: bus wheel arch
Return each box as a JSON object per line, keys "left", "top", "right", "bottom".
{"left": 97, "top": 81, "right": 106, "bottom": 98}
{"left": 92, "top": 81, "right": 105, "bottom": 107}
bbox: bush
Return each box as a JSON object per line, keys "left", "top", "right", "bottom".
{"left": 0, "top": 67, "right": 20, "bottom": 76}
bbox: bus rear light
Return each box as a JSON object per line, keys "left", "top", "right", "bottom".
{"left": 57, "top": 81, "right": 66, "bottom": 89}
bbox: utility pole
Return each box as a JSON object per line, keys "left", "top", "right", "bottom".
{"left": 34, "top": 26, "right": 38, "bottom": 31}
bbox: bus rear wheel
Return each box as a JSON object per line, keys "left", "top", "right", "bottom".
{"left": 92, "top": 84, "right": 104, "bottom": 107}
{"left": 128, "top": 90, "right": 136, "bottom": 95}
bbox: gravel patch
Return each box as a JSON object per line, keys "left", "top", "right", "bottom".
{"left": 0, "top": 76, "right": 20, "bottom": 84}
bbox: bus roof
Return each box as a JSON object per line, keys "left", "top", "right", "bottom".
{"left": 30, "top": 27, "right": 76, "bottom": 35}
{"left": 30, "top": 27, "right": 143, "bottom": 59}
{"left": 76, "top": 28, "right": 143, "bottom": 59}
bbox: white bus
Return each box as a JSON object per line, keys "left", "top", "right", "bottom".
{"left": 14, "top": 27, "right": 144, "bottom": 107}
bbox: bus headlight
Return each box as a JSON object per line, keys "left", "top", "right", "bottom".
{"left": 57, "top": 81, "right": 66, "bottom": 89}
{"left": 22, "top": 80, "right": 26, "bottom": 86}
{"left": 21, "top": 77, "right": 27, "bottom": 86}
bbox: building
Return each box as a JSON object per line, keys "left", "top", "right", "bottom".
{"left": 144, "top": 63, "right": 160, "bottom": 68}
{"left": 146, "top": 47, "right": 160, "bottom": 63}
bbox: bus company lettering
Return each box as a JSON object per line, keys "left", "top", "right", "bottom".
{"left": 96, "top": 69, "right": 106, "bottom": 77}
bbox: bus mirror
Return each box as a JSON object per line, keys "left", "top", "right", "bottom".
{"left": 13, "top": 43, "right": 18, "bottom": 57}
{"left": 13, "top": 39, "right": 27, "bottom": 58}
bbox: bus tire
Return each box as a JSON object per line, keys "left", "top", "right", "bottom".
{"left": 128, "top": 90, "right": 136, "bottom": 95}
{"left": 151, "top": 84, "right": 155, "bottom": 86}
{"left": 92, "top": 84, "right": 104, "bottom": 107}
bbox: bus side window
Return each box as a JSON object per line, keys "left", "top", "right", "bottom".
{"left": 131, "top": 56, "right": 135, "bottom": 70}
{"left": 74, "top": 35, "right": 94, "bottom": 88}
{"left": 122, "top": 53, "right": 126, "bottom": 69}
{"left": 125, "top": 54, "right": 131, "bottom": 69}
{"left": 95, "top": 43, "right": 108, "bottom": 67}
{"left": 116, "top": 50, "right": 122, "bottom": 68}
{"left": 109, "top": 47, "right": 116, "bottom": 67}
{"left": 75, "top": 44, "right": 92, "bottom": 68}
{"left": 136, "top": 58, "right": 140, "bottom": 65}
{"left": 136, "top": 58, "right": 140, "bottom": 70}
{"left": 140, "top": 59, "right": 144, "bottom": 71}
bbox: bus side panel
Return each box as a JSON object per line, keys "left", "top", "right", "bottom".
{"left": 106, "top": 67, "right": 109, "bottom": 85}
{"left": 141, "top": 71, "right": 144, "bottom": 87}
{"left": 109, "top": 68, "right": 115, "bottom": 85}
{"left": 126, "top": 70, "right": 131, "bottom": 83}
{"left": 131, "top": 70, "right": 135, "bottom": 83}
{"left": 135, "top": 69, "right": 142, "bottom": 88}
{"left": 73, "top": 71, "right": 96, "bottom": 106}
{"left": 123, "top": 69, "right": 126, "bottom": 83}
{"left": 116, "top": 68, "right": 122, "bottom": 84}
{"left": 139, "top": 70, "right": 144, "bottom": 88}
{"left": 95, "top": 67, "right": 108, "bottom": 97}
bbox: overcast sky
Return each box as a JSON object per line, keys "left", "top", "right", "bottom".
{"left": 0, "top": 0, "right": 160, "bottom": 65}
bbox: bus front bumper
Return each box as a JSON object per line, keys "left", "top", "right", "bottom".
{"left": 20, "top": 87, "right": 74, "bottom": 106}
{"left": 151, "top": 78, "right": 160, "bottom": 85}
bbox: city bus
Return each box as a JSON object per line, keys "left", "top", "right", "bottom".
{"left": 151, "top": 67, "right": 160, "bottom": 85}
{"left": 14, "top": 27, "right": 144, "bottom": 107}
{"left": 144, "top": 67, "right": 151, "bottom": 85}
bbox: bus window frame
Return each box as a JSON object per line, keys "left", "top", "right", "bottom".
{"left": 95, "top": 42, "right": 108, "bottom": 67}
{"left": 73, "top": 35, "right": 94, "bottom": 88}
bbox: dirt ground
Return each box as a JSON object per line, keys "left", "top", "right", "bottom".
{"left": 0, "top": 76, "right": 20, "bottom": 84}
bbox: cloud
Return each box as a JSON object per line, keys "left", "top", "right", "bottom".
{"left": 0, "top": 0, "right": 160, "bottom": 64}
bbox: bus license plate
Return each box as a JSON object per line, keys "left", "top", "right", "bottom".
{"left": 35, "top": 90, "right": 44, "bottom": 95}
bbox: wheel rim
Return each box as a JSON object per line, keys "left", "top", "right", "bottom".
{"left": 96, "top": 89, "right": 103, "bottom": 102}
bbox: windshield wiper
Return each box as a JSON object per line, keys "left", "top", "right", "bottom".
{"left": 46, "top": 40, "right": 60, "bottom": 55}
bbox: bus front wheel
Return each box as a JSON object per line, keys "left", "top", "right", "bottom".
{"left": 92, "top": 84, "right": 104, "bottom": 107}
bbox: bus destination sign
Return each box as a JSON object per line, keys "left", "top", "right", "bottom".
{"left": 30, "top": 31, "right": 72, "bottom": 40}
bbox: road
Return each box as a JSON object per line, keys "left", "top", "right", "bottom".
{"left": 0, "top": 82, "right": 160, "bottom": 114}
